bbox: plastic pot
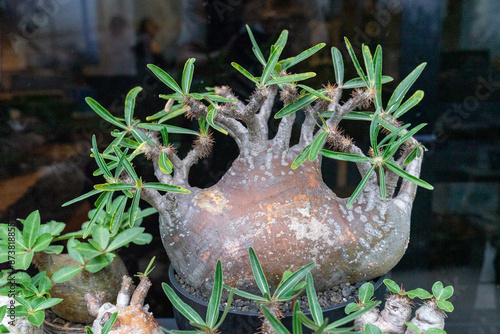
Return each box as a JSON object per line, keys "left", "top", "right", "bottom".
{"left": 168, "top": 265, "right": 386, "bottom": 333}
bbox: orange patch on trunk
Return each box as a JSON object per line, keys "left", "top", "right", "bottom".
{"left": 203, "top": 252, "right": 210, "bottom": 260}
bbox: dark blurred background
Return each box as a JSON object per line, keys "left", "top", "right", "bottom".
{"left": 1, "top": 0, "right": 499, "bottom": 332}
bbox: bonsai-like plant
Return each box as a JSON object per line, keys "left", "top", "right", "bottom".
{"left": 66, "top": 27, "right": 432, "bottom": 297}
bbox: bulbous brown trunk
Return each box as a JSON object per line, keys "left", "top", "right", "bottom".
{"left": 160, "top": 145, "right": 414, "bottom": 293}
{"left": 34, "top": 253, "right": 128, "bottom": 323}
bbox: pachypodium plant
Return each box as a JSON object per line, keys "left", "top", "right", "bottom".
{"left": 67, "top": 25, "right": 433, "bottom": 295}
{"left": 345, "top": 279, "right": 453, "bottom": 334}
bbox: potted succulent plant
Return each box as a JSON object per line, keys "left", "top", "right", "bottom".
{"left": 0, "top": 201, "right": 155, "bottom": 329}
{"left": 68, "top": 25, "right": 432, "bottom": 298}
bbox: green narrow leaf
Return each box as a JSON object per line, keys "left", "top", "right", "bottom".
{"left": 362, "top": 44, "right": 375, "bottom": 88}
{"left": 261, "top": 307, "right": 291, "bottom": 334}
{"left": 281, "top": 43, "right": 326, "bottom": 70}
{"left": 346, "top": 165, "right": 376, "bottom": 208}
{"left": 92, "top": 135, "right": 113, "bottom": 180}
{"left": 86, "top": 97, "right": 127, "bottom": 130}
{"left": 248, "top": 247, "right": 270, "bottom": 298}
{"left": 224, "top": 284, "right": 269, "bottom": 302}
{"left": 33, "top": 298, "right": 63, "bottom": 311}
{"left": 392, "top": 90, "right": 425, "bottom": 118}
{"left": 160, "top": 125, "right": 169, "bottom": 146}
{"left": 373, "top": 45, "right": 383, "bottom": 110}
{"left": 266, "top": 72, "right": 316, "bottom": 86}
{"left": 383, "top": 123, "right": 427, "bottom": 160}
{"left": 246, "top": 25, "right": 266, "bottom": 65}
{"left": 292, "top": 301, "right": 303, "bottom": 334}
{"left": 83, "top": 192, "right": 112, "bottom": 238}
{"left": 138, "top": 123, "right": 199, "bottom": 136}
{"left": 143, "top": 182, "right": 191, "bottom": 193}
{"left": 405, "top": 322, "right": 421, "bottom": 333}
{"left": 292, "top": 145, "right": 311, "bottom": 170}
{"left": 378, "top": 166, "right": 386, "bottom": 199}
{"left": 206, "top": 260, "right": 223, "bottom": 328}
{"left": 274, "top": 94, "right": 318, "bottom": 119}
{"left": 344, "top": 37, "right": 368, "bottom": 86}
{"left": 385, "top": 160, "right": 434, "bottom": 190}
{"left": 297, "top": 85, "right": 332, "bottom": 101}
{"left": 94, "top": 183, "right": 135, "bottom": 191}
{"left": 369, "top": 112, "right": 380, "bottom": 156}
{"left": 386, "top": 63, "right": 426, "bottom": 114}
{"left": 22, "top": 210, "right": 40, "bottom": 249}
{"left": 404, "top": 147, "right": 420, "bottom": 166}
{"left": 158, "top": 106, "right": 188, "bottom": 124}
{"left": 128, "top": 190, "right": 141, "bottom": 228}
{"left": 275, "top": 262, "right": 315, "bottom": 300}
{"left": 262, "top": 45, "right": 283, "bottom": 85}
{"left": 308, "top": 132, "right": 328, "bottom": 162}
{"left": 231, "top": 62, "right": 260, "bottom": 84}
{"left": 342, "top": 75, "right": 393, "bottom": 89}
{"left": 162, "top": 283, "right": 205, "bottom": 325}
{"left": 159, "top": 151, "right": 173, "bottom": 175}
{"left": 320, "top": 150, "right": 370, "bottom": 163}
{"left": 273, "top": 30, "right": 288, "bottom": 51}
{"left": 425, "top": 328, "right": 447, "bottom": 334}
{"left": 331, "top": 46, "right": 344, "bottom": 84}
{"left": 14, "top": 251, "right": 34, "bottom": 270}
{"left": 306, "top": 273, "right": 323, "bottom": 324}
{"left": 51, "top": 266, "right": 83, "bottom": 283}
{"left": 113, "top": 146, "right": 138, "bottom": 183}
{"left": 326, "top": 301, "right": 380, "bottom": 330}
{"left": 147, "top": 64, "right": 183, "bottom": 95}
{"left": 182, "top": 58, "right": 196, "bottom": 94}
{"left": 124, "top": 87, "right": 142, "bottom": 127}
{"left": 206, "top": 105, "right": 228, "bottom": 135}
{"left": 101, "top": 312, "right": 118, "bottom": 334}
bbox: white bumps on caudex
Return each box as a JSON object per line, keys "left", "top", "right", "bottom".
{"left": 85, "top": 275, "right": 162, "bottom": 334}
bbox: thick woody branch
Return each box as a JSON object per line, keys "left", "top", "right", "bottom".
{"left": 185, "top": 98, "right": 248, "bottom": 150}
{"left": 394, "top": 153, "right": 423, "bottom": 209}
{"left": 348, "top": 145, "right": 379, "bottom": 193}
{"left": 130, "top": 275, "right": 152, "bottom": 307}
{"left": 141, "top": 187, "right": 176, "bottom": 216}
{"left": 329, "top": 89, "right": 375, "bottom": 126}
{"left": 257, "top": 85, "right": 278, "bottom": 141}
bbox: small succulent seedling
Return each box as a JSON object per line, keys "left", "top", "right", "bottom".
{"left": 162, "top": 260, "right": 234, "bottom": 334}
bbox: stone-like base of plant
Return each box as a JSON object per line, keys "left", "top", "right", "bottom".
{"left": 43, "top": 309, "right": 86, "bottom": 334}
{"left": 169, "top": 265, "right": 386, "bottom": 333}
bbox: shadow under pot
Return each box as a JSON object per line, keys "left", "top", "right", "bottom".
{"left": 168, "top": 265, "right": 386, "bottom": 334}
{"left": 33, "top": 253, "right": 128, "bottom": 325}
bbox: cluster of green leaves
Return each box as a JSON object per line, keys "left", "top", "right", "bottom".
{"left": 163, "top": 260, "right": 234, "bottom": 334}
{"left": 165, "top": 247, "right": 377, "bottom": 334}
{"left": 345, "top": 279, "right": 453, "bottom": 334}
{"left": 288, "top": 37, "right": 432, "bottom": 207}
{"left": 0, "top": 204, "right": 153, "bottom": 285}
{"left": 0, "top": 270, "right": 62, "bottom": 327}
{"left": 0, "top": 210, "right": 65, "bottom": 270}
{"left": 63, "top": 85, "right": 193, "bottom": 237}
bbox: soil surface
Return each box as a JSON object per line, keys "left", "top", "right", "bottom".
{"left": 175, "top": 274, "right": 375, "bottom": 314}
